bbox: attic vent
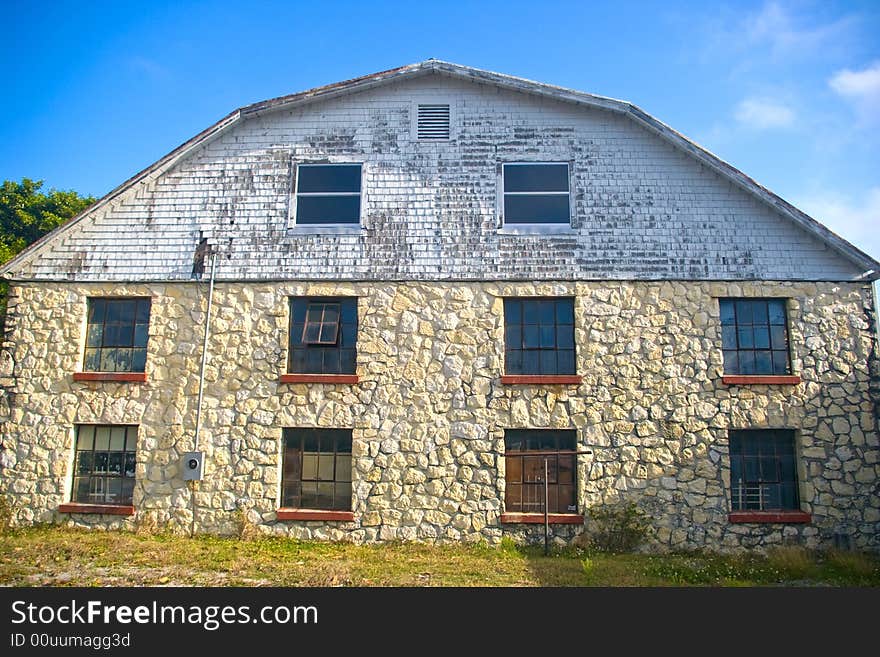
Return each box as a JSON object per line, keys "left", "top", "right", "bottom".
{"left": 417, "top": 104, "right": 450, "bottom": 140}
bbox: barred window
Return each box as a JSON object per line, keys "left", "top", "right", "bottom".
{"left": 504, "top": 429, "right": 577, "bottom": 514}
{"left": 729, "top": 429, "right": 799, "bottom": 512}
{"left": 720, "top": 298, "right": 790, "bottom": 375}
{"left": 289, "top": 297, "right": 357, "bottom": 374}
{"left": 84, "top": 298, "right": 151, "bottom": 373}
{"left": 281, "top": 429, "right": 352, "bottom": 511}
{"left": 72, "top": 425, "right": 137, "bottom": 506}
{"left": 504, "top": 298, "right": 575, "bottom": 375}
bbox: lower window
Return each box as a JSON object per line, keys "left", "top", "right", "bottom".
{"left": 282, "top": 429, "right": 352, "bottom": 511}
{"left": 729, "top": 429, "right": 799, "bottom": 511}
{"left": 504, "top": 429, "right": 577, "bottom": 514}
{"left": 72, "top": 425, "right": 137, "bottom": 505}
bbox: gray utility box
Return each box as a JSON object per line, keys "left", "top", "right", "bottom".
{"left": 182, "top": 451, "right": 204, "bottom": 481}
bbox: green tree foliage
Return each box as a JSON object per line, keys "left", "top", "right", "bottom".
{"left": 0, "top": 178, "right": 95, "bottom": 263}
{"left": 0, "top": 178, "right": 95, "bottom": 328}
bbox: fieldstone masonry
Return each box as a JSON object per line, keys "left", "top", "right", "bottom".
{"left": 1, "top": 279, "right": 877, "bottom": 552}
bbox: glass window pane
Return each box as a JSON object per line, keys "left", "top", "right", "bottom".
{"left": 752, "top": 301, "right": 769, "bottom": 326}
{"left": 504, "top": 164, "right": 568, "bottom": 192}
{"left": 780, "top": 483, "right": 798, "bottom": 510}
{"left": 110, "top": 427, "right": 126, "bottom": 451}
{"left": 723, "top": 350, "right": 738, "bottom": 373}
{"left": 339, "top": 321, "right": 357, "bottom": 347}
{"left": 506, "top": 456, "right": 522, "bottom": 484}
{"left": 755, "top": 351, "right": 773, "bottom": 374}
{"left": 88, "top": 299, "right": 106, "bottom": 324}
{"left": 297, "top": 165, "right": 361, "bottom": 193}
{"left": 114, "top": 348, "right": 132, "bottom": 373}
{"left": 558, "top": 456, "right": 574, "bottom": 484}
{"left": 739, "top": 351, "right": 756, "bottom": 375}
{"left": 735, "top": 300, "right": 754, "bottom": 325}
{"left": 772, "top": 350, "right": 790, "bottom": 375}
{"left": 504, "top": 299, "right": 522, "bottom": 324}
{"left": 523, "top": 325, "right": 540, "bottom": 348}
{"left": 316, "top": 453, "right": 335, "bottom": 481}
{"left": 557, "top": 350, "right": 575, "bottom": 374}
{"left": 316, "top": 482, "right": 335, "bottom": 508}
{"left": 753, "top": 326, "right": 770, "bottom": 349}
{"left": 504, "top": 194, "right": 570, "bottom": 224}
{"left": 333, "top": 483, "right": 352, "bottom": 510}
{"left": 555, "top": 298, "right": 574, "bottom": 324}
{"left": 336, "top": 454, "right": 352, "bottom": 482}
{"left": 305, "top": 350, "right": 322, "bottom": 373}
{"left": 107, "top": 300, "right": 136, "bottom": 324}
{"left": 744, "top": 456, "right": 759, "bottom": 482}
{"left": 340, "top": 299, "right": 357, "bottom": 323}
{"left": 290, "top": 350, "right": 307, "bottom": 372}
{"left": 302, "top": 453, "right": 318, "bottom": 480}
{"left": 134, "top": 324, "right": 149, "bottom": 348}
{"left": 296, "top": 195, "right": 360, "bottom": 224}
{"left": 506, "top": 350, "right": 522, "bottom": 374}
{"left": 505, "top": 325, "right": 522, "bottom": 349}
{"left": 302, "top": 431, "right": 319, "bottom": 453}
{"left": 76, "top": 451, "right": 93, "bottom": 475}
{"left": 539, "top": 325, "right": 555, "bottom": 348}
{"left": 768, "top": 300, "right": 787, "bottom": 325}
{"left": 300, "top": 482, "right": 318, "bottom": 509}
{"left": 719, "top": 299, "right": 735, "bottom": 325}
{"left": 131, "top": 349, "right": 147, "bottom": 373}
{"left": 538, "top": 301, "right": 555, "bottom": 324}
{"left": 556, "top": 325, "right": 574, "bottom": 349}
{"left": 770, "top": 326, "right": 787, "bottom": 350}
{"left": 521, "top": 300, "right": 539, "bottom": 323}
{"left": 135, "top": 300, "right": 151, "bottom": 323}
{"left": 737, "top": 327, "right": 754, "bottom": 349}
{"left": 721, "top": 325, "right": 737, "bottom": 349}
{"left": 291, "top": 300, "right": 307, "bottom": 324}
{"left": 318, "top": 323, "right": 338, "bottom": 344}
{"left": 73, "top": 477, "right": 90, "bottom": 503}
{"left": 339, "top": 349, "right": 356, "bottom": 374}
{"left": 94, "top": 452, "right": 108, "bottom": 473}
{"left": 303, "top": 323, "right": 320, "bottom": 343}
{"left": 120, "top": 478, "right": 135, "bottom": 505}
{"left": 86, "top": 324, "right": 103, "bottom": 348}
{"left": 522, "top": 351, "right": 539, "bottom": 374}
{"left": 539, "top": 350, "right": 557, "bottom": 374}
{"left": 95, "top": 427, "right": 111, "bottom": 451}
{"left": 124, "top": 453, "right": 136, "bottom": 478}
{"left": 558, "top": 485, "right": 576, "bottom": 512}
{"left": 282, "top": 481, "right": 301, "bottom": 508}
{"left": 84, "top": 348, "right": 101, "bottom": 371}
{"left": 505, "top": 484, "right": 522, "bottom": 511}
{"left": 76, "top": 426, "right": 95, "bottom": 450}
{"left": 108, "top": 452, "right": 124, "bottom": 475}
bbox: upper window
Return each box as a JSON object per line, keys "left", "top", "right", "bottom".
{"left": 281, "top": 428, "right": 352, "bottom": 511}
{"left": 502, "top": 163, "right": 570, "bottom": 225}
{"left": 294, "top": 163, "right": 362, "bottom": 225}
{"left": 504, "top": 298, "right": 575, "bottom": 375}
{"left": 504, "top": 429, "right": 577, "bottom": 514}
{"left": 72, "top": 425, "right": 137, "bottom": 506}
{"left": 720, "top": 298, "right": 790, "bottom": 376}
{"left": 729, "top": 429, "right": 799, "bottom": 512}
{"left": 289, "top": 297, "right": 357, "bottom": 374}
{"left": 84, "top": 298, "right": 151, "bottom": 373}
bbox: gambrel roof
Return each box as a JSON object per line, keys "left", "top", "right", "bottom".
{"left": 3, "top": 59, "right": 878, "bottom": 280}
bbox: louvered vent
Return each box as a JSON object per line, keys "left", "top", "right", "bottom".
{"left": 417, "top": 104, "right": 450, "bottom": 140}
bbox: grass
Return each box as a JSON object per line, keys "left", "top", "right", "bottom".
{"left": 0, "top": 527, "right": 878, "bottom": 587}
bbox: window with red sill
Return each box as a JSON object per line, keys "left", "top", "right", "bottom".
{"left": 720, "top": 298, "right": 791, "bottom": 376}
{"left": 281, "top": 429, "right": 352, "bottom": 512}
{"left": 729, "top": 429, "right": 801, "bottom": 514}
{"left": 288, "top": 297, "right": 357, "bottom": 376}
{"left": 503, "top": 297, "right": 575, "bottom": 376}
{"left": 70, "top": 425, "right": 137, "bottom": 506}
{"left": 83, "top": 297, "right": 151, "bottom": 373}
{"left": 504, "top": 429, "right": 577, "bottom": 515}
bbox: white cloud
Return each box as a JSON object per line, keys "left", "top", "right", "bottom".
{"left": 797, "top": 187, "right": 880, "bottom": 261}
{"left": 734, "top": 97, "right": 796, "bottom": 130}
{"left": 829, "top": 61, "right": 880, "bottom": 123}
{"left": 742, "top": 1, "right": 854, "bottom": 56}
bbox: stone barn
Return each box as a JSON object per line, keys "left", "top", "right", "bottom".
{"left": 1, "top": 60, "right": 878, "bottom": 552}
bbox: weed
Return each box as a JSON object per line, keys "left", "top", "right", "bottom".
{"left": 585, "top": 502, "right": 649, "bottom": 553}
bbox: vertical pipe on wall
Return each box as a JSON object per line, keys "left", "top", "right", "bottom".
{"left": 194, "top": 252, "right": 217, "bottom": 453}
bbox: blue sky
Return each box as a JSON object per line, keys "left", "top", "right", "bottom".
{"left": 3, "top": 0, "right": 878, "bottom": 259}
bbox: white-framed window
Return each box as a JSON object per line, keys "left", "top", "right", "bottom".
{"left": 292, "top": 163, "right": 362, "bottom": 226}
{"left": 501, "top": 162, "right": 571, "bottom": 226}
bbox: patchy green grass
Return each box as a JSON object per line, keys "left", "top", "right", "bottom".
{"left": 0, "top": 527, "right": 878, "bottom": 587}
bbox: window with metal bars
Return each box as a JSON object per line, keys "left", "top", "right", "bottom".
{"left": 289, "top": 297, "right": 357, "bottom": 374}
{"left": 281, "top": 429, "right": 352, "bottom": 511}
{"left": 417, "top": 104, "right": 450, "bottom": 140}
{"left": 504, "top": 297, "right": 575, "bottom": 375}
{"left": 504, "top": 429, "right": 577, "bottom": 514}
{"left": 294, "top": 163, "right": 362, "bottom": 225}
{"left": 720, "top": 298, "right": 791, "bottom": 375}
{"left": 729, "top": 429, "right": 800, "bottom": 512}
{"left": 83, "top": 298, "right": 151, "bottom": 373}
{"left": 72, "top": 425, "right": 137, "bottom": 506}
{"left": 502, "top": 162, "right": 571, "bottom": 224}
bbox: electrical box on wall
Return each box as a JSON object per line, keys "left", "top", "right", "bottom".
{"left": 182, "top": 451, "right": 204, "bottom": 481}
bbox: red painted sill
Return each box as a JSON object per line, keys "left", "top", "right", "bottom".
{"left": 279, "top": 374, "right": 359, "bottom": 384}
{"left": 500, "top": 375, "right": 582, "bottom": 385}
{"left": 73, "top": 372, "right": 147, "bottom": 383}
{"left": 722, "top": 375, "right": 801, "bottom": 385}
{"left": 276, "top": 509, "right": 355, "bottom": 522}
{"left": 500, "top": 513, "right": 583, "bottom": 525}
{"left": 728, "top": 511, "right": 811, "bottom": 524}
{"left": 58, "top": 503, "right": 134, "bottom": 516}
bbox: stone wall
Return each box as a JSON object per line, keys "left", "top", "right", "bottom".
{"left": 0, "top": 279, "right": 877, "bottom": 552}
